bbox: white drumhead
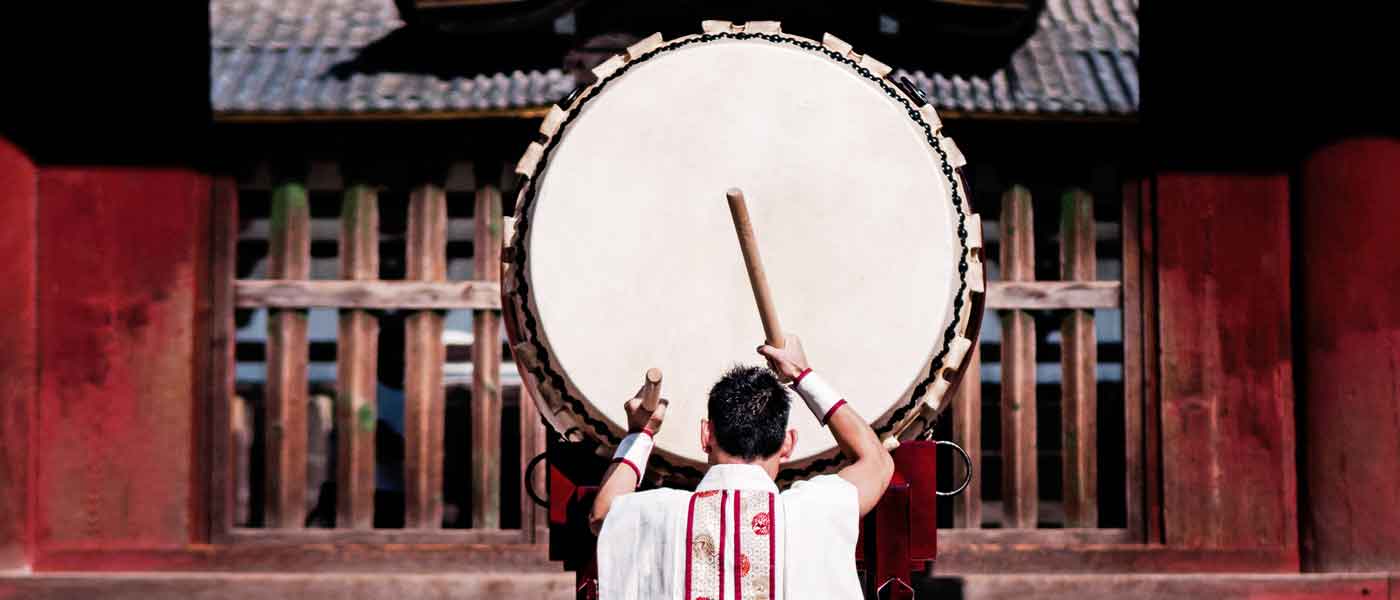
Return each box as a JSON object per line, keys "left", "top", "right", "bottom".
{"left": 521, "top": 36, "right": 963, "bottom": 474}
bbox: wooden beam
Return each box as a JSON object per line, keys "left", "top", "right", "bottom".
{"left": 934, "top": 545, "right": 1298, "bottom": 575}
{"left": 336, "top": 184, "right": 379, "bottom": 530}
{"left": 941, "top": 573, "right": 1389, "bottom": 600}
{"left": 940, "top": 528, "right": 1134, "bottom": 546}
{"left": 404, "top": 183, "right": 448, "bottom": 529}
{"left": 1121, "top": 179, "right": 1146, "bottom": 542}
{"left": 207, "top": 178, "right": 239, "bottom": 539}
{"left": 952, "top": 345, "right": 982, "bottom": 529}
{"left": 0, "top": 139, "right": 37, "bottom": 569}
{"left": 0, "top": 572, "right": 575, "bottom": 599}
{"left": 471, "top": 185, "right": 504, "bottom": 529}
{"left": 236, "top": 280, "right": 502, "bottom": 310}
{"left": 986, "top": 281, "right": 1120, "bottom": 309}
{"left": 1156, "top": 174, "right": 1295, "bottom": 551}
{"left": 1059, "top": 189, "right": 1098, "bottom": 528}
{"left": 999, "top": 185, "right": 1037, "bottom": 529}
{"left": 1140, "top": 178, "right": 1163, "bottom": 544}
{"left": 221, "top": 528, "right": 529, "bottom": 545}
{"left": 264, "top": 182, "right": 310, "bottom": 529}
{"left": 31, "top": 542, "right": 555, "bottom": 574}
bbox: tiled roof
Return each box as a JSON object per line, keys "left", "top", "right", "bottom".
{"left": 211, "top": 0, "right": 1137, "bottom": 119}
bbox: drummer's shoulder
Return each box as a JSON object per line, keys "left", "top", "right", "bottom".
{"left": 782, "top": 474, "right": 859, "bottom": 500}
{"left": 613, "top": 487, "right": 692, "bottom": 513}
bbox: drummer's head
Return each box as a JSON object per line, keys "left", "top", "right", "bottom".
{"left": 700, "top": 365, "right": 795, "bottom": 479}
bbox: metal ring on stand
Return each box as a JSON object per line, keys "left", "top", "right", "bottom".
{"left": 935, "top": 439, "right": 974, "bottom": 497}
{"left": 876, "top": 576, "right": 916, "bottom": 599}
{"left": 524, "top": 451, "right": 550, "bottom": 508}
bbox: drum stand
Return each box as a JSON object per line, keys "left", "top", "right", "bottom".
{"left": 529, "top": 438, "right": 971, "bottom": 600}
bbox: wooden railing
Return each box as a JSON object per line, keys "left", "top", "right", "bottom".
{"left": 946, "top": 183, "right": 1145, "bottom": 543}
{"left": 210, "top": 162, "right": 546, "bottom": 544}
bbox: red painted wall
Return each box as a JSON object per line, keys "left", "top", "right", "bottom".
{"left": 1299, "top": 137, "right": 1400, "bottom": 571}
{"left": 1155, "top": 174, "right": 1297, "bottom": 555}
{"left": 0, "top": 139, "right": 39, "bottom": 570}
{"left": 33, "top": 168, "right": 210, "bottom": 552}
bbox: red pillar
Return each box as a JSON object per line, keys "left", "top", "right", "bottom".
{"left": 0, "top": 137, "right": 39, "bottom": 571}
{"left": 1299, "top": 137, "right": 1400, "bottom": 571}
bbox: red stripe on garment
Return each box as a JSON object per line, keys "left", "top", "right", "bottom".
{"left": 793, "top": 367, "right": 813, "bottom": 385}
{"left": 734, "top": 491, "right": 743, "bottom": 600}
{"left": 718, "top": 491, "right": 728, "bottom": 600}
{"left": 612, "top": 457, "right": 641, "bottom": 484}
{"left": 768, "top": 493, "right": 776, "bottom": 598}
{"left": 685, "top": 493, "right": 698, "bottom": 600}
{"left": 821, "top": 398, "right": 847, "bottom": 426}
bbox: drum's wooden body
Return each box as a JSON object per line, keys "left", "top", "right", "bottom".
{"left": 504, "top": 21, "right": 985, "bottom": 485}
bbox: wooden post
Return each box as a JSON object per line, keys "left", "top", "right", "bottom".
{"left": 999, "top": 185, "right": 1038, "bottom": 529}
{"left": 1060, "top": 189, "right": 1098, "bottom": 528}
{"left": 209, "top": 177, "right": 239, "bottom": 537}
{"left": 952, "top": 346, "right": 983, "bottom": 529}
{"left": 405, "top": 182, "right": 447, "bottom": 528}
{"left": 337, "top": 184, "right": 379, "bottom": 530}
{"left": 472, "top": 185, "right": 504, "bottom": 529}
{"left": 265, "top": 181, "right": 310, "bottom": 529}
{"left": 1121, "top": 179, "right": 1147, "bottom": 541}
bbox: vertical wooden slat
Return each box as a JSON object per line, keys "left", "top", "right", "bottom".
{"left": 405, "top": 183, "right": 447, "bottom": 528}
{"left": 209, "top": 177, "right": 238, "bottom": 538}
{"left": 1060, "top": 189, "right": 1098, "bottom": 527}
{"left": 952, "top": 345, "right": 983, "bottom": 528}
{"left": 1141, "top": 178, "right": 1163, "bottom": 543}
{"left": 306, "top": 394, "right": 335, "bottom": 516}
{"left": 999, "top": 185, "right": 1038, "bottom": 528}
{"left": 232, "top": 395, "right": 251, "bottom": 527}
{"left": 336, "top": 184, "right": 379, "bottom": 529}
{"left": 472, "top": 185, "right": 504, "bottom": 529}
{"left": 1121, "top": 179, "right": 1146, "bottom": 541}
{"left": 265, "top": 182, "right": 310, "bottom": 529}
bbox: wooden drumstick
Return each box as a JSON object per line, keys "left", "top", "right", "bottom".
{"left": 641, "top": 367, "right": 663, "bottom": 412}
{"left": 725, "top": 188, "right": 785, "bottom": 349}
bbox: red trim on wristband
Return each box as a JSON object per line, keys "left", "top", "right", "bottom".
{"left": 821, "top": 399, "right": 847, "bottom": 426}
{"left": 613, "top": 457, "right": 642, "bottom": 483}
{"left": 793, "top": 367, "right": 813, "bottom": 385}
{"left": 640, "top": 427, "right": 655, "bottom": 438}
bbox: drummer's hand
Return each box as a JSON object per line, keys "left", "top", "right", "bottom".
{"left": 757, "top": 334, "right": 811, "bottom": 383}
{"left": 624, "top": 391, "right": 669, "bottom": 435}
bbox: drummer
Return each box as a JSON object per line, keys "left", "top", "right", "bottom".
{"left": 591, "top": 333, "right": 893, "bottom": 600}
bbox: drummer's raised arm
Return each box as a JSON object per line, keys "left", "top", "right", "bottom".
{"left": 589, "top": 377, "right": 668, "bottom": 534}
{"left": 759, "top": 335, "right": 894, "bottom": 516}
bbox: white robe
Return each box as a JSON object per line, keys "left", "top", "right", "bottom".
{"left": 597, "top": 464, "right": 863, "bottom": 600}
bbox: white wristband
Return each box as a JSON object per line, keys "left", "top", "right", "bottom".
{"left": 792, "top": 369, "right": 847, "bottom": 426}
{"left": 612, "top": 432, "right": 654, "bottom": 485}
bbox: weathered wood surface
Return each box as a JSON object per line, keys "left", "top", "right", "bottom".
{"left": 337, "top": 185, "right": 379, "bottom": 529}
{"left": 1155, "top": 174, "right": 1296, "bottom": 554}
{"left": 264, "top": 182, "right": 311, "bottom": 529}
{"left": 1299, "top": 138, "right": 1400, "bottom": 572}
{"left": 1120, "top": 179, "right": 1147, "bottom": 542}
{"left": 0, "top": 572, "right": 574, "bottom": 599}
{"left": 951, "top": 346, "right": 981, "bottom": 529}
{"left": 935, "top": 544, "right": 1298, "bottom": 575}
{"left": 1059, "top": 189, "right": 1097, "bottom": 528}
{"left": 998, "top": 185, "right": 1037, "bottom": 528}
{"left": 472, "top": 185, "right": 504, "bottom": 529}
{"left": 31, "top": 544, "right": 555, "bottom": 573}
{"left": 208, "top": 179, "right": 240, "bottom": 539}
{"left": 35, "top": 168, "right": 209, "bottom": 547}
{"left": 404, "top": 183, "right": 448, "bottom": 529}
{"left": 236, "top": 280, "right": 501, "bottom": 309}
{"left": 986, "top": 281, "right": 1120, "bottom": 309}
{"left": 0, "top": 139, "right": 37, "bottom": 569}
{"left": 921, "top": 573, "right": 1391, "bottom": 600}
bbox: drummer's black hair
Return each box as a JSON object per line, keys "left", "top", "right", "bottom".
{"left": 707, "top": 365, "right": 791, "bottom": 460}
